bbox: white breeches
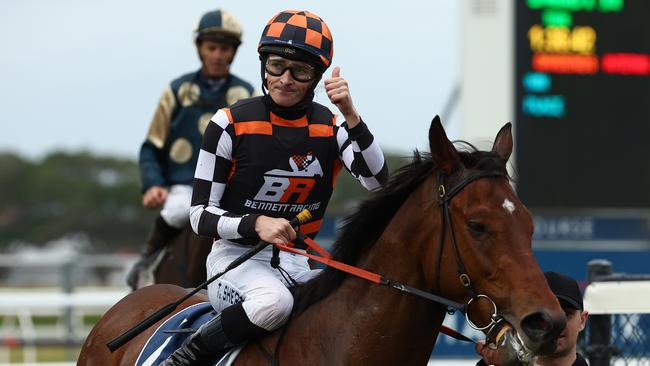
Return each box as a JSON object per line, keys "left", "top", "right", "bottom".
{"left": 160, "top": 184, "right": 192, "bottom": 228}
{"left": 206, "top": 240, "right": 320, "bottom": 331}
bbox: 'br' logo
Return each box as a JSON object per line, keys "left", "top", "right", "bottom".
{"left": 254, "top": 176, "right": 315, "bottom": 203}
{"left": 253, "top": 152, "right": 323, "bottom": 203}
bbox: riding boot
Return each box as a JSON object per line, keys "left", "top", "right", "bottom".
{"left": 126, "top": 215, "right": 182, "bottom": 289}
{"left": 160, "top": 313, "right": 233, "bottom": 366}
{"left": 160, "top": 303, "right": 268, "bottom": 365}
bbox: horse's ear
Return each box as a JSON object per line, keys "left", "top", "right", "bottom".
{"left": 492, "top": 122, "right": 513, "bottom": 162}
{"left": 429, "top": 115, "right": 460, "bottom": 174}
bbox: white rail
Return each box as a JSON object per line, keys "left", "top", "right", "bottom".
{"left": 0, "top": 288, "right": 129, "bottom": 363}
{"left": 584, "top": 280, "right": 650, "bottom": 314}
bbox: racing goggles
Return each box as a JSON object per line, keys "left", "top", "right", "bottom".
{"left": 265, "top": 57, "right": 316, "bottom": 82}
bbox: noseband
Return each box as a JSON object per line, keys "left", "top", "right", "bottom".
{"left": 435, "top": 169, "right": 508, "bottom": 333}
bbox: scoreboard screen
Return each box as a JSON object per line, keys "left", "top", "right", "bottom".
{"left": 515, "top": 0, "right": 650, "bottom": 208}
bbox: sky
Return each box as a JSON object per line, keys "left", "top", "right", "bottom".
{"left": 0, "top": 0, "right": 459, "bottom": 160}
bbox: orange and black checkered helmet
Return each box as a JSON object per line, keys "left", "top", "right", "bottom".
{"left": 258, "top": 10, "right": 333, "bottom": 71}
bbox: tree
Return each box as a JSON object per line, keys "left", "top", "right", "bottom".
{"left": 0, "top": 150, "right": 411, "bottom": 252}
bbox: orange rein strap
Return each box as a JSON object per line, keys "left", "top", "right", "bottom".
{"left": 294, "top": 234, "right": 331, "bottom": 260}
{"left": 276, "top": 239, "right": 382, "bottom": 284}
{"left": 276, "top": 240, "right": 465, "bottom": 310}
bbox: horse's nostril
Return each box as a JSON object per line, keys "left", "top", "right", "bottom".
{"left": 520, "top": 311, "right": 565, "bottom": 345}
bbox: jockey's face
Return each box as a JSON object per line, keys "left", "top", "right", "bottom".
{"left": 265, "top": 55, "right": 314, "bottom": 107}
{"left": 198, "top": 40, "right": 236, "bottom": 79}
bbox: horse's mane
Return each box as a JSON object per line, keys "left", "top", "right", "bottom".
{"left": 291, "top": 142, "right": 509, "bottom": 315}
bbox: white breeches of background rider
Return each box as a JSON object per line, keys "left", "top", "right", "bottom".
{"left": 160, "top": 184, "right": 192, "bottom": 228}
{"left": 206, "top": 240, "right": 320, "bottom": 331}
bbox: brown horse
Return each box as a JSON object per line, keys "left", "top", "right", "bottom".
{"left": 154, "top": 228, "right": 213, "bottom": 288}
{"left": 130, "top": 228, "right": 213, "bottom": 289}
{"left": 80, "top": 117, "right": 565, "bottom": 365}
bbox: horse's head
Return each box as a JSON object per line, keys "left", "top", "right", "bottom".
{"left": 424, "top": 116, "right": 565, "bottom": 364}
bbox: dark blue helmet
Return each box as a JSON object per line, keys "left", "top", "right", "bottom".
{"left": 194, "top": 9, "right": 242, "bottom": 46}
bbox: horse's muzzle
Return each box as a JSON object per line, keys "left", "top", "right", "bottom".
{"left": 519, "top": 309, "right": 566, "bottom": 355}
{"left": 488, "top": 309, "right": 566, "bottom": 366}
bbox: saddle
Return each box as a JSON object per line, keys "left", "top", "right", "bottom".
{"left": 135, "top": 302, "right": 243, "bottom": 366}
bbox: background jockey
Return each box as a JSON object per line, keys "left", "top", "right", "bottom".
{"left": 128, "top": 9, "right": 255, "bottom": 289}
{"left": 162, "top": 9, "right": 389, "bottom": 365}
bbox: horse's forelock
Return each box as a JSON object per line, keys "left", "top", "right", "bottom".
{"left": 455, "top": 141, "right": 509, "bottom": 178}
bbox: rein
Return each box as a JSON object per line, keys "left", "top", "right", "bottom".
{"left": 277, "top": 237, "right": 466, "bottom": 312}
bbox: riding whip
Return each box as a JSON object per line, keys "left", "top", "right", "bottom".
{"left": 106, "top": 209, "right": 312, "bottom": 352}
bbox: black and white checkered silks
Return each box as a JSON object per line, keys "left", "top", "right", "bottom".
{"left": 190, "top": 108, "right": 388, "bottom": 240}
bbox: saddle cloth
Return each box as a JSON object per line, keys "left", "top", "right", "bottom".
{"left": 134, "top": 302, "right": 243, "bottom": 366}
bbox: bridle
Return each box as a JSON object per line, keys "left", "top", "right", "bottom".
{"left": 434, "top": 169, "right": 509, "bottom": 333}
{"left": 276, "top": 166, "right": 513, "bottom": 330}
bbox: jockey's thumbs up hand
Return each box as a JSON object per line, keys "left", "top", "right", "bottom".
{"left": 331, "top": 66, "right": 341, "bottom": 78}
{"left": 324, "top": 66, "right": 360, "bottom": 128}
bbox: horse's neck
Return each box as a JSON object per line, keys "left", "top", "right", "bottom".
{"left": 325, "top": 247, "right": 444, "bottom": 364}
{"left": 284, "top": 181, "right": 445, "bottom": 364}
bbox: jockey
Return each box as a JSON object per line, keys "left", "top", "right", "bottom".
{"left": 161, "top": 9, "right": 389, "bottom": 365}
{"left": 128, "top": 9, "right": 255, "bottom": 289}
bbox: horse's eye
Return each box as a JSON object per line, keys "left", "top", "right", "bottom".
{"left": 467, "top": 221, "right": 487, "bottom": 234}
